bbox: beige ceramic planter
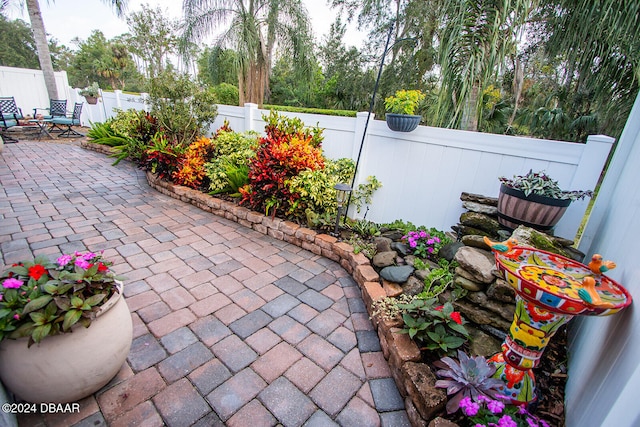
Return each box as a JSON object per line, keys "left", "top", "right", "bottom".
{"left": 0, "top": 284, "right": 132, "bottom": 403}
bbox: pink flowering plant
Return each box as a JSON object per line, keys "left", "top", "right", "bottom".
{"left": 401, "top": 227, "right": 448, "bottom": 260}
{"left": 0, "top": 251, "right": 124, "bottom": 346}
{"left": 459, "top": 395, "right": 551, "bottom": 427}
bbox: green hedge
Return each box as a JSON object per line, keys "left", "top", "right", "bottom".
{"left": 262, "top": 105, "right": 357, "bottom": 117}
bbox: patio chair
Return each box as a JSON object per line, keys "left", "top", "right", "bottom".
{"left": 0, "top": 96, "right": 25, "bottom": 143}
{"left": 50, "top": 102, "right": 84, "bottom": 138}
{"left": 33, "top": 98, "right": 67, "bottom": 120}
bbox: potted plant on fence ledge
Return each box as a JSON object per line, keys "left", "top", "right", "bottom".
{"left": 384, "top": 89, "right": 425, "bottom": 132}
{"left": 497, "top": 169, "right": 593, "bottom": 232}
{"left": 0, "top": 251, "right": 133, "bottom": 404}
{"left": 79, "top": 82, "right": 101, "bottom": 104}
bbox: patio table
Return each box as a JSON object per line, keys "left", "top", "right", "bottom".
{"left": 27, "top": 118, "right": 52, "bottom": 139}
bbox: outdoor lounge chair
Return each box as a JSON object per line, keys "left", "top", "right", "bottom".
{"left": 50, "top": 102, "right": 84, "bottom": 137}
{"left": 0, "top": 96, "right": 25, "bottom": 143}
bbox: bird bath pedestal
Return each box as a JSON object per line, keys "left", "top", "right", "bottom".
{"left": 488, "top": 247, "right": 632, "bottom": 405}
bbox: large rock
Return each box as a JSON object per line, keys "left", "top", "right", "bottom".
{"left": 374, "top": 236, "right": 393, "bottom": 253}
{"left": 453, "top": 247, "right": 495, "bottom": 284}
{"left": 438, "top": 241, "right": 464, "bottom": 261}
{"left": 454, "top": 274, "right": 485, "bottom": 292}
{"left": 373, "top": 251, "right": 397, "bottom": 268}
{"left": 391, "top": 241, "right": 410, "bottom": 256}
{"left": 428, "top": 418, "right": 460, "bottom": 427}
{"left": 461, "top": 234, "right": 491, "bottom": 249}
{"left": 404, "top": 275, "right": 425, "bottom": 296}
{"left": 383, "top": 280, "right": 404, "bottom": 297}
{"left": 460, "top": 211, "right": 501, "bottom": 235}
{"left": 511, "top": 226, "right": 569, "bottom": 256}
{"left": 462, "top": 200, "right": 498, "bottom": 216}
{"left": 402, "top": 362, "right": 447, "bottom": 421}
{"left": 453, "top": 224, "right": 492, "bottom": 237}
{"left": 414, "top": 269, "right": 431, "bottom": 281}
{"left": 380, "top": 265, "right": 415, "bottom": 283}
{"left": 466, "top": 291, "right": 515, "bottom": 322}
{"left": 468, "top": 327, "right": 502, "bottom": 357}
{"left": 460, "top": 192, "right": 498, "bottom": 206}
{"left": 451, "top": 298, "right": 513, "bottom": 331}
{"left": 486, "top": 278, "right": 516, "bottom": 303}
{"left": 381, "top": 229, "right": 405, "bottom": 241}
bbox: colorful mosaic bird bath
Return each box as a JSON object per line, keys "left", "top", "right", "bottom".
{"left": 488, "top": 246, "right": 632, "bottom": 405}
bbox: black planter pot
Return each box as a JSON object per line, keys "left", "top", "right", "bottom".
{"left": 497, "top": 184, "right": 572, "bottom": 232}
{"left": 385, "top": 113, "right": 421, "bottom": 132}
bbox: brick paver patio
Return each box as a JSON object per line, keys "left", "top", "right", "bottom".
{"left": 0, "top": 141, "right": 410, "bottom": 427}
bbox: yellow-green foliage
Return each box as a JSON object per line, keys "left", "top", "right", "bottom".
{"left": 287, "top": 158, "right": 355, "bottom": 215}
{"left": 204, "top": 130, "right": 258, "bottom": 193}
{"left": 384, "top": 90, "right": 426, "bottom": 115}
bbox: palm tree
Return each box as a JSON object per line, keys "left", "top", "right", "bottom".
{"left": 542, "top": 0, "right": 640, "bottom": 140}
{"left": 181, "top": 0, "right": 314, "bottom": 107}
{"left": 433, "top": 0, "right": 533, "bottom": 131}
{"left": 23, "top": 0, "right": 127, "bottom": 99}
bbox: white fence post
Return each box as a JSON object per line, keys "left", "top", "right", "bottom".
{"left": 114, "top": 90, "right": 123, "bottom": 110}
{"left": 244, "top": 103, "right": 259, "bottom": 132}
{"left": 141, "top": 93, "right": 150, "bottom": 111}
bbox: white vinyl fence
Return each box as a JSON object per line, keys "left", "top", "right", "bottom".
{"left": 211, "top": 104, "right": 613, "bottom": 241}
{"left": 0, "top": 66, "right": 614, "bottom": 241}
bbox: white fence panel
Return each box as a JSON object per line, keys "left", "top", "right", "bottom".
{"left": 209, "top": 104, "right": 613, "bottom": 239}
{"left": 0, "top": 66, "right": 72, "bottom": 118}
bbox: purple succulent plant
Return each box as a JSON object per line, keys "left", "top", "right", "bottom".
{"left": 434, "top": 350, "right": 506, "bottom": 414}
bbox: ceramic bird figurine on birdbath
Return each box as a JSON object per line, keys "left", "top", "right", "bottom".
{"left": 588, "top": 254, "right": 617, "bottom": 275}
{"left": 486, "top": 245, "right": 632, "bottom": 405}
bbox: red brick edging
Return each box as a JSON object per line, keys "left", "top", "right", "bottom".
{"left": 81, "top": 141, "right": 435, "bottom": 426}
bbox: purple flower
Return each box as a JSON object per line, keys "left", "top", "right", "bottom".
{"left": 3, "top": 278, "right": 23, "bottom": 289}
{"left": 419, "top": 230, "right": 427, "bottom": 238}
{"left": 409, "top": 240, "right": 417, "bottom": 248}
{"left": 498, "top": 415, "right": 517, "bottom": 427}
{"left": 487, "top": 399, "right": 505, "bottom": 414}
{"left": 427, "top": 238, "right": 435, "bottom": 245}
{"left": 75, "top": 258, "right": 91, "bottom": 269}
{"left": 82, "top": 252, "right": 97, "bottom": 260}
{"left": 460, "top": 396, "right": 473, "bottom": 408}
{"left": 57, "top": 254, "right": 73, "bottom": 266}
{"left": 526, "top": 418, "right": 538, "bottom": 427}
{"left": 539, "top": 421, "right": 550, "bottom": 427}
{"left": 460, "top": 398, "right": 480, "bottom": 416}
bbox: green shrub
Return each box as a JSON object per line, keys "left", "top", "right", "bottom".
{"left": 147, "top": 70, "right": 218, "bottom": 145}
{"left": 210, "top": 83, "right": 239, "bottom": 106}
{"left": 262, "top": 105, "right": 357, "bottom": 117}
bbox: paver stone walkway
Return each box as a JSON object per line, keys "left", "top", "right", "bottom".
{"left": 0, "top": 141, "right": 410, "bottom": 427}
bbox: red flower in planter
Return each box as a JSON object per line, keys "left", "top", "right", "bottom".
{"left": 28, "top": 264, "right": 46, "bottom": 280}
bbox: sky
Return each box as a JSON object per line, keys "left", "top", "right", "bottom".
{"left": 6, "top": 0, "right": 365, "bottom": 49}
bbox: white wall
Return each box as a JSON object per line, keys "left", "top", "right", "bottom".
{"left": 568, "top": 93, "right": 640, "bottom": 427}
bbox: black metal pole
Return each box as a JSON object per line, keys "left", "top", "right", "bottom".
{"left": 344, "top": 22, "right": 395, "bottom": 225}
{"left": 344, "top": 22, "right": 417, "bottom": 225}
